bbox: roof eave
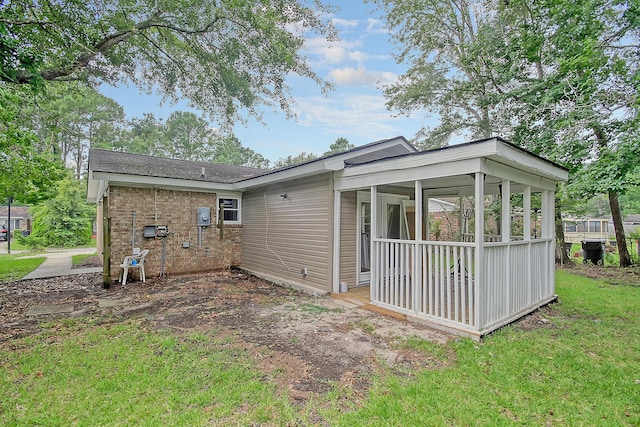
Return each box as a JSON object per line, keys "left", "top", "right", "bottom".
{"left": 232, "top": 136, "right": 416, "bottom": 190}
{"left": 89, "top": 172, "right": 236, "bottom": 199}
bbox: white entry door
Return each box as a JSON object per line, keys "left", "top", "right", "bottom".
{"left": 357, "top": 192, "right": 409, "bottom": 284}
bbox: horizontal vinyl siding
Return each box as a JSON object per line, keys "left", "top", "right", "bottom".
{"left": 241, "top": 174, "right": 332, "bottom": 292}
{"left": 340, "top": 191, "right": 357, "bottom": 288}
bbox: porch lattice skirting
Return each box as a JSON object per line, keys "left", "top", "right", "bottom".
{"left": 370, "top": 238, "right": 556, "bottom": 338}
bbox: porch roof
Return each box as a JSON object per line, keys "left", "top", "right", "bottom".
{"left": 334, "top": 137, "right": 569, "bottom": 194}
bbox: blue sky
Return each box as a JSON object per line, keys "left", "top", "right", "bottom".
{"left": 98, "top": 2, "right": 429, "bottom": 163}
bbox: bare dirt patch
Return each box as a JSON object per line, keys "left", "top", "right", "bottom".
{"left": 559, "top": 263, "right": 640, "bottom": 286}
{"left": 0, "top": 270, "right": 453, "bottom": 401}
{"left": 71, "top": 255, "right": 102, "bottom": 269}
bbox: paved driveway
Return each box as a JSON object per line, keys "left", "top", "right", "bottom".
{"left": 19, "top": 248, "right": 101, "bottom": 279}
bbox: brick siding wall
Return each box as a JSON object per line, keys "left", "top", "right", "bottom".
{"left": 107, "top": 186, "right": 241, "bottom": 281}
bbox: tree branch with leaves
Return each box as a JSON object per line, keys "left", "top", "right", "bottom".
{"left": 1, "top": 0, "right": 335, "bottom": 128}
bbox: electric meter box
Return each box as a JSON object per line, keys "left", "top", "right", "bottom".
{"left": 197, "top": 207, "right": 211, "bottom": 226}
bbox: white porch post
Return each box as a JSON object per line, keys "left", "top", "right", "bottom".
{"left": 332, "top": 190, "right": 341, "bottom": 293}
{"left": 474, "top": 172, "right": 485, "bottom": 329}
{"left": 523, "top": 186, "right": 532, "bottom": 303}
{"left": 459, "top": 195, "right": 465, "bottom": 241}
{"left": 541, "top": 190, "right": 554, "bottom": 239}
{"left": 414, "top": 180, "right": 423, "bottom": 312}
{"left": 541, "top": 190, "right": 555, "bottom": 296}
{"left": 501, "top": 180, "right": 511, "bottom": 242}
{"left": 501, "top": 180, "right": 511, "bottom": 316}
{"left": 523, "top": 186, "right": 531, "bottom": 241}
{"left": 415, "top": 181, "right": 423, "bottom": 241}
{"left": 370, "top": 185, "right": 378, "bottom": 302}
{"left": 424, "top": 194, "right": 430, "bottom": 240}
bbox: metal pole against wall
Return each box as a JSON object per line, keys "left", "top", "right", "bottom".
{"left": 131, "top": 211, "right": 136, "bottom": 255}
{"left": 160, "top": 235, "right": 167, "bottom": 277}
{"left": 7, "top": 197, "right": 12, "bottom": 254}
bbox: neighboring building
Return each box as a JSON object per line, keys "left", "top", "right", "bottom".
{"left": 0, "top": 206, "right": 31, "bottom": 234}
{"left": 562, "top": 217, "right": 612, "bottom": 243}
{"left": 622, "top": 214, "right": 640, "bottom": 236}
{"left": 88, "top": 136, "right": 568, "bottom": 340}
{"left": 563, "top": 216, "right": 640, "bottom": 244}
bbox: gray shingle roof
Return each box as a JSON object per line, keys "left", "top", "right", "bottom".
{"left": 89, "top": 149, "right": 266, "bottom": 184}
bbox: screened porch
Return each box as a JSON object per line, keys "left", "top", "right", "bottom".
{"left": 332, "top": 138, "right": 568, "bottom": 339}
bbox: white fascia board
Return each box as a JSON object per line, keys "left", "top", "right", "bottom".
{"left": 492, "top": 143, "right": 569, "bottom": 182}
{"left": 335, "top": 158, "right": 484, "bottom": 191}
{"left": 323, "top": 137, "right": 417, "bottom": 170}
{"left": 231, "top": 161, "right": 328, "bottom": 190}
{"left": 92, "top": 172, "right": 235, "bottom": 193}
{"left": 87, "top": 176, "right": 100, "bottom": 201}
{"left": 338, "top": 142, "right": 495, "bottom": 179}
{"left": 482, "top": 159, "right": 558, "bottom": 191}
{"left": 232, "top": 136, "right": 417, "bottom": 190}
{"left": 87, "top": 169, "right": 108, "bottom": 202}
{"left": 338, "top": 138, "right": 566, "bottom": 183}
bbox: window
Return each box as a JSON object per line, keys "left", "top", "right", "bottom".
{"left": 218, "top": 196, "right": 240, "bottom": 223}
{"left": 589, "top": 221, "right": 601, "bottom": 232}
{"left": 564, "top": 221, "right": 576, "bottom": 232}
{"left": 576, "top": 221, "right": 588, "bottom": 232}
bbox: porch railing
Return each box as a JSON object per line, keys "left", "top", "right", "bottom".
{"left": 371, "top": 238, "right": 553, "bottom": 334}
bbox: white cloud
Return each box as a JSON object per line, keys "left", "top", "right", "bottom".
{"left": 294, "top": 94, "right": 403, "bottom": 139}
{"left": 365, "top": 18, "right": 387, "bottom": 34}
{"left": 304, "top": 37, "right": 363, "bottom": 64}
{"left": 332, "top": 18, "right": 359, "bottom": 28}
{"left": 348, "top": 50, "right": 369, "bottom": 63}
{"left": 328, "top": 67, "right": 398, "bottom": 87}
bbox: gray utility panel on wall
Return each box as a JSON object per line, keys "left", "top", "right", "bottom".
{"left": 197, "top": 207, "right": 211, "bottom": 227}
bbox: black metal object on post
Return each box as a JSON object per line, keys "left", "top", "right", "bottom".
{"left": 6, "top": 197, "right": 12, "bottom": 254}
{"left": 581, "top": 239, "right": 605, "bottom": 265}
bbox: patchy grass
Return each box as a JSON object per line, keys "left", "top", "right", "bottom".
{"left": 2, "top": 239, "right": 31, "bottom": 251}
{"left": 0, "top": 254, "right": 45, "bottom": 282}
{"left": 296, "top": 303, "right": 343, "bottom": 314}
{"left": 0, "top": 320, "right": 296, "bottom": 426}
{"left": 328, "top": 271, "right": 640, "bottom": 426}
{"left": 71, "top": 252, "right": 97, "bottom": 266}
{"left": 1, "top": 270, "right": 639, "bottom": 425}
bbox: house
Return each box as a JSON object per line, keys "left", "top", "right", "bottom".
{"left": 0, "top": 206, "right": 32, "bottom": 234}
{"left": 562, "top": 217, "right": 613, "bottom": 244}
{"left": 87, "top": 136, "right": 568, "bottom": 339}
{"left": 562, "top": 215, "right": 640, "bottom": 244}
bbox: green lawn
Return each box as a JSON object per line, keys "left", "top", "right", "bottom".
{"left": 0, "top": 254, "right": 46, "bottom": 282}
{"left": 0, "top": 270, "right": 638, "bottom": 425}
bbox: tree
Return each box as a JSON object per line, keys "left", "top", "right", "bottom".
{"left": 28, "top": 178, "right": 95, "bottom": 247}
{"left": 104, "top": 113, "right": 167, "bottom": 155}
{"left": 273, "top": 152, "right": 318, "bottom": 168}
{"left": 369, "top": 0, "right": 502, "bottom": 148}
{"left": 620, "top": 183, "right": 640, "bottom": 216}
{"left": 51, "top": 84, "right": 125, "bottom": 178}
{"left": 0, "top": 86, "right": 64, "bottom": 204}
{"left": 495, "top": 0, "right": 640, "bottom": 266}
{"left": 8, "top": 82, "right": 126, "bottom": 179}
{"left": 1, "top": 0, "right": 335, "bottom": 128}
{"left": 324, "top": 137, "right": 354, "bottom": 155}
{"left": 162, "top": 111, "right": 215, "bottom": 161}
{"left": 211, "top": 136, "right": 270, "bottom": 169}
{"left": 373, "top": 0, "right": 639, "bottom": 266}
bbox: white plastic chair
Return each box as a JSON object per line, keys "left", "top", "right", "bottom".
{"left": 119, "top": 249, "right": 149, "bottom": 287}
